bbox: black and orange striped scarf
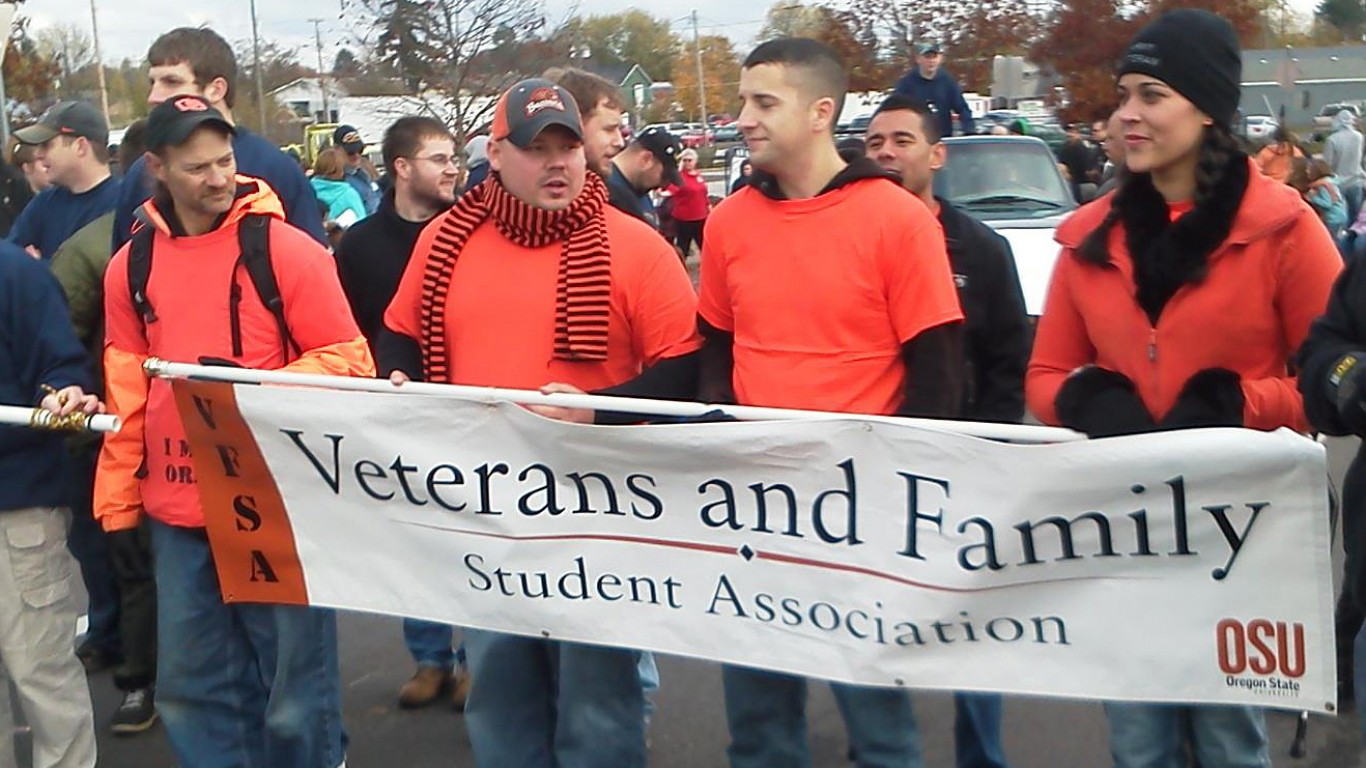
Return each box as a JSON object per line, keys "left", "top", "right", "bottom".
{"left": 419, "top": 172, "right": 612, "bottom": 381}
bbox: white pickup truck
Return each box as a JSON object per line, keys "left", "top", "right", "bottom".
{"left": 936, "top": 135, "right": 1078, "bottom": 316}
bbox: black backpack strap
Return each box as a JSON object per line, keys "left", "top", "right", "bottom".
{"left": 127, "top": 225, "right": 157, "bottom": 329}
{"left": 237, "top": 215, "right": 301, "bottom": 361}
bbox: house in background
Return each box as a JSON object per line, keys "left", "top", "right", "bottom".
{"left": 269, "top": 78, "right": 350, "bottom": 124}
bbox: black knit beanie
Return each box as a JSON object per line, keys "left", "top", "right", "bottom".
{"left": 1116, "top": 9, "right": 1242, "bottom": 128}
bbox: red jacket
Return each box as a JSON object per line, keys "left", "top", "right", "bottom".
{"left": 96, "top": 177, "right": 374, "bottom": 531}
{"left": 666, "top": 170, "right": 710, "bottom": 222}
{"left": 1027, "top": 160, "right": 1341, "bottom": 432}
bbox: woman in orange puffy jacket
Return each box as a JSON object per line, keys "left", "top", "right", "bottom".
{"left": 1026, "top": 10, "right": 1340, "bottom": 768}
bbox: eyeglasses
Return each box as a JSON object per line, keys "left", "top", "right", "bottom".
{"left": 408, "top": 154, "right": 460, "bottom": 169}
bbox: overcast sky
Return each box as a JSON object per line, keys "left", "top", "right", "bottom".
{"left": 22, "top": 0, "right": 1326, "bottom": 69}
{"left": 23, "top": 0, "right": 769, "bottom": 66}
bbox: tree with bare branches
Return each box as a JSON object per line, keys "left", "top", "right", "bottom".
{"left": 345, "top": 0, "right": 560, "bottom": 138}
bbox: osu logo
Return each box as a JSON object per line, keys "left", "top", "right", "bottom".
{"left": 524, "top": 87, "right": 566, "bottom": 117}
{"left": 1216, "top": 618, "right": 1305, "bottom": 678}
{"left": 174, "top": 97, "right": 209, "bottom": 113}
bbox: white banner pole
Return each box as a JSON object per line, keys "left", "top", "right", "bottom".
{"left": 143, "top": 358, "right": 1084, "bottom": 444}
{"left": 0, "top": 404, "right": 120, "bottom": 433}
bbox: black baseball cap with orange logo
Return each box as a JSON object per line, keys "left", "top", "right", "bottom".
{"left": 491, "top": 79, "right": 583, "bottom": 149}
{"left": 145, "top": 94, "right": 236, "bottom": 151}
{"left": 14, "top": 101, "right": 109, "bottom": 147}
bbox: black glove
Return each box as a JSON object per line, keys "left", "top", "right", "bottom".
{"left": 107, "top": 528, "right": 153, "bottom": 582}
{"left": 1055, "top": 367, "right": 1155, "bottom": 438}
{"left": 1329, "top": 352, "right": 1366, "bottom": 436}
{"left": 198, "top": 356, "right": 244, "bottom": 368}
{"left": 1161, "top": 368, "right": 1245, "bottom": 429}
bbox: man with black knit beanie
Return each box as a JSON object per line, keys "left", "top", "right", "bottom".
{"left": 377, "top": 78, "right": 701, "bottom": 768}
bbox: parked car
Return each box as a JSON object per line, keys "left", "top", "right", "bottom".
{"left": 835, "top": 115, "right": 872, "bottom": 137}
{"left": 1242, "top": 114, "right": 1278, "bottom": 141}
{"left": 680, "top": 123, "right": 713, "bottom": 148}
{"left": 713, "top": 124, "right": 742, "bottom": 143}
{"left": 935, "top": 135, "right": 1078, "bottom": 316}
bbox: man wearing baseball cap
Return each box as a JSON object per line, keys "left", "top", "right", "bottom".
{"left": 333, "top": 124, "right": 381, "bottom": 215}
{"left": 892, "top": 41, "right": 976, "bottom": 138}
{"left": 99, "top": 92, "right": 371, "bottom": 768}
{"left": 607, "top": 125, "right": 683, "bottom": 228}
{"left": 380, "top": 78, "right": 700, "bottom": 768}
{"left": 7, "top": 101, "right": 119, "bottom": 259}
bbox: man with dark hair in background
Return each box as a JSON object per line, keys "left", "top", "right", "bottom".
{"left": 866, "top": 93, "right": 1029, "bottom": 768}
{"left": 8, "top": 101, "right": 119, "bottom": 259}
{"left": 546, "top": 67, "right": 627, "bottom": 179}
{"left": 700, "top": 37, "right": 963, "bottom": 768}
{"left": 334, "top": 116, "right": 474, "bottom": 711}
{"left": 111, "top": 26, "right": 325, "bottom": 250}
{"left": 0, "top": 143, "right": 44, "bottom": 237}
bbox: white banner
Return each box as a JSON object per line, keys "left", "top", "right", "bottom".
{"left": 174, "top": 381, "right": 1337, "bottom": 712}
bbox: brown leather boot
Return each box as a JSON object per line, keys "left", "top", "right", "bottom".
{"left": 450, "top": 663, "right": 472, "bottom": 712}
{"left": 398, "top": 666, "right": 451, "bottom": 708}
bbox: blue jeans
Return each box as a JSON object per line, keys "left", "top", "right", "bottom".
{"left": 151, "top": 520, "right": 346, "bottom": 768}
{"left": 65, "top": 447, "right": 120, "bottom": 654}
{"left": 402, "top": 618, "right": 464, "bottom": 669}
{"left": 639, "top": 651, "right": 659, "bottom": 720}
{"left": 722, "top": 665, "right": 923, "bottom": 768}
{"left": 1355, "top": 619, "right": 1366, "bottom": 742}
{"left": 463, "top": 630, "right": 646, "bottom": 768}
{"left": 1104, "top": 702, "right": 1269, "bottom": 768}
{"left": 1344, "top": 184, "right": 1363, "bottom": 234}
{"left": 954, "top": 692, "right": 1009, "bottom": 768}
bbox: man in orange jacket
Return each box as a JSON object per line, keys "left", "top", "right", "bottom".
{"left": 96, "top": 94, "right": 373, "bottom": 768}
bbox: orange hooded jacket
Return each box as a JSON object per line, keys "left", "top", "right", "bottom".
{"left": 95, "top": 176, "right": 374, "bottom": 532}
{"left": 1027, "top": 159, "right": 1341, "bottom": 432}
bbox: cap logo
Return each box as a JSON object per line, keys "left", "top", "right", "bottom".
{"left": 174, "top": 97, "right": 209, "bottom": 112}
{"left": 524, "top": 87, "right": 566, "bottom": 118}
{"left": 342, "top": 131, "right": 361, "bottom": 144}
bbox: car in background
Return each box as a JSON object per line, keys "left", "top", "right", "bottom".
{"left": 680, "top": 123, "right": 713, "bottom": 148}
{"left": 835, "top": 115, "right": 873, "bottom": 137}
{"left": 935, "top": 135, "right": 1077, "bottom": 316}
{"left": 1242, "top": 114, "right": 1278, "bottom": 141}
{"left": 713, "top": 124, "right": 742, "bottom": 143}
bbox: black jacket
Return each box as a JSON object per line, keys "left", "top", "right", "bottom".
{"left": 607, "top": 166, "right": 656, "bottom": 228}
{"left": 1299, "top": 251, "right": 1366, "bottom": 607}
{"left": 937, "top": 200, "right": 1030, "bottom": 422}
{"left": 335, "top": 191, "right": 434, "bottom": 354}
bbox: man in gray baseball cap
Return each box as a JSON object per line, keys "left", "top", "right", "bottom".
{"left": 7, "top": 101, "right": 117, "bottom": 258}
{"left": 15, "top": 100, "right": 109, "bottom": 148}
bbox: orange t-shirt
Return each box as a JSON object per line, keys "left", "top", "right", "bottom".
{"left": 385, "top": 207, "right": 701, "bottom": 390}
{"left": 698, "top": 178, "right": 964, "bottom": 415}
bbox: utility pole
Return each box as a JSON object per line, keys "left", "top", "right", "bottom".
{"left": 310, "top": 18, "right": 330, "bottom": 123}
{"left": 250, "top": 0, "right": 267, "bottom": 133}
{"left": 88, "top": 0, "right": 109, "bottom": 127}
{"left": 691, "top": 9, "right": 706, "bottom": 127}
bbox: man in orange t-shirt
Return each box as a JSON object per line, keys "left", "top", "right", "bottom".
{"left": 379, "top": 78, "right": 700, "bottom": 768}
{"left": 697, "top": 38, "right": 964, "bottom": 767}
